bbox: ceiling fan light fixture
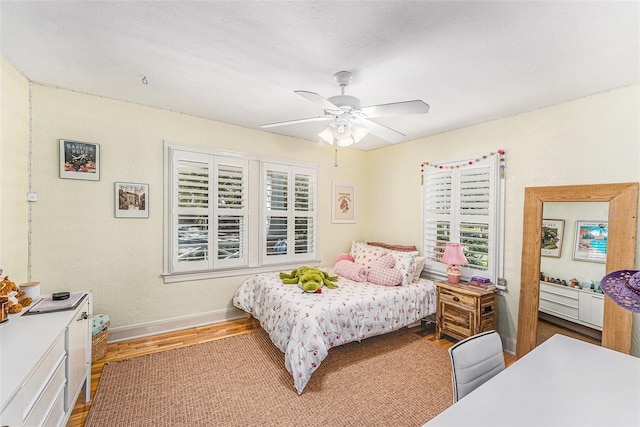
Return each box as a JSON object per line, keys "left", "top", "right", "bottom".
{"left": 318, "top": 127, "right": 335, "bottom": 145}
{"left": 351, "top": 124, "right": 369, "bottom": 143}
{"left": 319, "top": 120, "right": 369, "bottom": 147}
{"left": 333, "top": 122, "right": 352, "bottom": 140}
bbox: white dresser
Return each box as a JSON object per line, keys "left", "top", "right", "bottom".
{"left": 539, "top": 281, "right": 603, "bottom": 330}
{"left": 0, "top": 292, "right": 92, "bottom": 427}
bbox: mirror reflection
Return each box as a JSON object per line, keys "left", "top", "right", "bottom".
{"left": 537, "top": 201, "right": 608, "bottom": 346}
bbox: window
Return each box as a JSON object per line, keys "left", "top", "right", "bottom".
{"left": 422, "top": 153, "right": 504, "bottom": 283}
{"left": 262, "top": 162, "right": 316, "bottom": 265}
{"left": 164, "top": 143, "right": 317, "bottom": 282}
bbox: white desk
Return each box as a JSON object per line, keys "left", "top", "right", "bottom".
{"left": 425, "top": 334, "right": 640, "bottom": 426}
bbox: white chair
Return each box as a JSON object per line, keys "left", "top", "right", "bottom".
{"left": 448, "top": 330, "right": 505, "bottom": 402}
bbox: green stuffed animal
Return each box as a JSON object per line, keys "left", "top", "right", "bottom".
{"left": 279, "top": 266, "right": 339, "bottom": 293}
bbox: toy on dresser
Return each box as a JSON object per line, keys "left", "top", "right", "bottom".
{"left": 0, "top": 275, "right": 33, "bottom": 314}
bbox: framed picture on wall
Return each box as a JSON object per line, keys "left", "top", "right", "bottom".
{"left": 115, "top": 182, "right": 149, "bottom": 218}
{"left": 332, "top": 182, "right": 356, "bottom": 224}
{"left": 573, "top": 220, "right": 608, "bottom": 263}
{"left": 541, "top": 219, "right": 564, "bottom": 258}
{"left": 59, "top": 139, "right": 100, "bottom": 181}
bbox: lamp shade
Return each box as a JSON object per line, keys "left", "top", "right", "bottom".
{"left": 441, "top": 242, "right": 468, "bottom": 284}
{"left": 441, "top": 243, "right": 468, "bottom": 266}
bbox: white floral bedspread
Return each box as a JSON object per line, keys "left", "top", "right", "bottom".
{"left": 232, "top": 271, "right": 437, "bottom": 394}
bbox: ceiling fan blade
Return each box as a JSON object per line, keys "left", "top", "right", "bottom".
{"left": 295, "top": 90, "right": 341, "bottom": 111}
{"left": 260, "top": 116, "right": 330, "bottom": 128}
{"left": 360, "top": 100, "right": 430, "bottom": 117}
{"left": 357, "top": 119, "right": 406, "bottom": 144}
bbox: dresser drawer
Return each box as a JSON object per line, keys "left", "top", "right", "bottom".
{"left": 539, "top": 298, "right": 579, "bottom": 320}
{"left": 439, "top": 287, "right": 475, "bottom": 310}
{"left": 540, "top": 282, "right": 579, "bottom": 300}
{"left": 21, "top": 333, "right": 66, "bottom": 420}
{"left": 41, "top": 387, "right": 65, "bottom": 427}
{"left": 23, "top": 357, "right": 66, "bottom": 427}
{"left": 540, "top": 289, "right": 579, "bottom": 310}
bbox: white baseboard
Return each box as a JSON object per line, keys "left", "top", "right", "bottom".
{"left": 107, "top": 308, "right": 246, "bottom": 343}
{"left": 502, "top": 335, "right": 516, "bottom": 355}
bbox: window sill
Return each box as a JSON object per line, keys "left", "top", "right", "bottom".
{"left": 162, "top": 260, "right": 322, "bottom": 284}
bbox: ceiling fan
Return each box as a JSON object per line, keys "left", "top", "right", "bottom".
{"left": 261, "top": 71, "right": 430, "bottom": 146}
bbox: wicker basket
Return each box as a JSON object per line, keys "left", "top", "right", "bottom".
{"left": 92, "top": 329, "right": 108, "bottom": 363}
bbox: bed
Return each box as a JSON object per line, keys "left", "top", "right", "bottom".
{"left": 233, "top": 267, "right": 437, "bottom": 394}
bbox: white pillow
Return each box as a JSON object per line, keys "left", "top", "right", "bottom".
{"left": 412, "top": 256, "right": 428, "bottom": 282}
{"left": 387, "top": 251, "right": 417, "bottom": 286}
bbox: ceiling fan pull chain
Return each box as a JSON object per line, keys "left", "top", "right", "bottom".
{"left": 334, "top": 148, "right": 339, "bottom": 168}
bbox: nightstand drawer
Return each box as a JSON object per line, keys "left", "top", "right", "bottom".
{"left": 441, "top": 303, "right": 474, "bottom": 338}
{"left": 439, "top": 287, "right": 475, "bottom": 310}
{"left": 481, "top": 311, "right": 496, "bottom": 331}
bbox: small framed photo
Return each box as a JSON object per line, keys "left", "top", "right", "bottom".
{"left": 541, "top": 219, "right": 564, "bottom": 258}
{"left": 573, "top": 220, "right": 608, "bottom": 263}
{"left": 115, "top": 182, "right": 149, "bottom": 218}
{"left": 59, "top": 139, "right": 100, "bottom": 181}
{"left": 332, "top": 182, "right": 356, "bottom": 224}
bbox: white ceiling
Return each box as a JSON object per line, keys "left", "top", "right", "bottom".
{"left": 1, "top": 1, "right": 638, "bottom": 151}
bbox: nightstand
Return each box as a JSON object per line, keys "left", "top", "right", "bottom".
{"left": 435, "top": 281, "right": 497, "bottom": 341}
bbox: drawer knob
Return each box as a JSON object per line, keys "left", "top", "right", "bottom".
{"left": 453, "top": 296, "right": 460, "bottom": 302}
{"left": 77, "top": 311, "right": 89, "bottom": 321}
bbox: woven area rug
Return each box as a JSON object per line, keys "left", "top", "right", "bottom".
{"left": 85, "top": 328, "right": 452, "bottom": 427}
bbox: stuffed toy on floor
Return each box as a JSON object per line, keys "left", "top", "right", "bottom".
{"left": 279, "top": 266, "right": 339, "bottom": 293}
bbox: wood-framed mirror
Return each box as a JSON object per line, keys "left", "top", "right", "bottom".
{"left": 516, "top": 183, "right": 639, "bottom": 359}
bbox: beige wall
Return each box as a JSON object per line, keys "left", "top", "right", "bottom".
{"left": 366, "top": 85, "right": 640, "bottom": 353}
{"left": 0, "top": 57, "right": 30, "bottom": 279}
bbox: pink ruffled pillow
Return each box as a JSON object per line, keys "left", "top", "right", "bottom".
{"left": 334, "top": 259, "right": 368, "bottom": 282}
{"left": 367, "top": 254, "right": 402, "bottom": 286}
{"left": 336, "top": 253, "right": 355, "bottom": 262}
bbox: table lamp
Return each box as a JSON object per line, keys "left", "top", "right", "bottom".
{"left": 441, "top": 242, "right": 468, "bottom": 284}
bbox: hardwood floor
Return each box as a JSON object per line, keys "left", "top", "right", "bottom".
{"left": 537, "top": 317, "right": 601, "bottom": 346}
{"left": 67, "top": 318, "right": 516, "bottom": 426}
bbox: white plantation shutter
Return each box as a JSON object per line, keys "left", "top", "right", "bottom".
{"left": 169, "top": 150, "right": 249, "bottom": 273}
{"left": 214, "top": 157, "right": 248, "bottom": 268}
{"left": 264, "top": 164, "right": 289, "bottom": 262}
{"left": 459, "top": 167, "right": 492, "bottom": 275}
{"left": 293, "top": 168, "right": 316, "bottom": 260}
{"left": 172, "top": 151, "right": 212, "bottom": 272}
{"left": 422, "top": 154, "right": 502, "bottom": 283}
{"left": 262, "top": 164, "right": 317, "bottom": 264}
{"left": 423, "top": 170, "right": 453, "bottom": 266}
